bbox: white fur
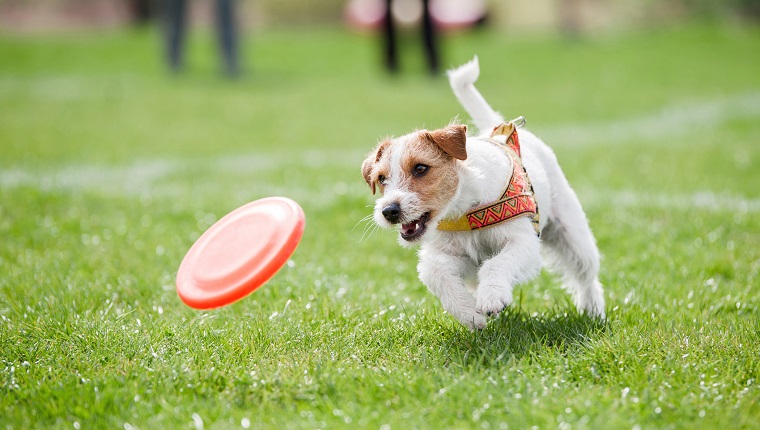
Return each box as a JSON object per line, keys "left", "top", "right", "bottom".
{"left": 372, "top": 57, "right": 605, "bottom": 330}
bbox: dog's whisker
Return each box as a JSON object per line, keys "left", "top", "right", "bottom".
{"left": 359, "top": 223, "right": 373, "bottom": 240}
{"left": 368, "top": 222, "right": 382, "bottom": 241}
{"left": 354, "top": 212, "right": 381, "bottom": 243}
{"left": 352, "top": 213, "right": 375, "bottom": 232}
{"left": 359, "top": 222, "right": 379, "bottom": 243}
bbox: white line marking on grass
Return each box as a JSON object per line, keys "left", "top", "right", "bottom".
{"left": 2, "top": 93, "right": 759, "bottom": 210}
{"left": 0, "top": 75, "right": 140, "bottom": 102}
{"left": 214, "top": 149, "right": 360, "bottom": 171}
{"left": 2, "top": 159, "right": 758, "bottom": 214}
{"left": 0, "top": 150, "right": 370, "bottom": 210}
{"left": 0, "top": 160, "right": 180, "bottom": 195}
{"left": 580, "top": 189, "right": 760, "bottom": 213}
{"left": 0, "top": 149, "right": 361, "bottom": 194}
{"left": 538, "top": 91, "right": 760, "bottom": 146}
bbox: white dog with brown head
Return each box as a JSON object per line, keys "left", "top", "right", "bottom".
{"left": 362, "top": 57, "right": 605, "bottom": 330}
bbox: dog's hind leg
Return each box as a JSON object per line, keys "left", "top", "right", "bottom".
{"left": 541, "top": 184, "right": 606, "bottom": 319}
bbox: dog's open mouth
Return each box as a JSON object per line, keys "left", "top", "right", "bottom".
{"left": 400, "top": 212, "right": 430, "bottom": 242}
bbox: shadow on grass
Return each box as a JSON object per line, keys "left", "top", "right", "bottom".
{"left": 440, "top": 307, "right": 607, "bottom": 368}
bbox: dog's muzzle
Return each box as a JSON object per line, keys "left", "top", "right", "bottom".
{"left": 381, "top": 202, "right": 429, "bottom": 241}
{"left": 382, "top": 202, "right": 402, "bottom": 223}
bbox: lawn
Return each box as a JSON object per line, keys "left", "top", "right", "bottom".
{"left": 1, "top": 22, "right": 759, "bottom": 429}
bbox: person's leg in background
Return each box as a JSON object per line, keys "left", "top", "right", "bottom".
{"left": 216, "top": 0, "right": 240, "bottom": 77}
{"left": 164, "top": 0, "right": 187, "bottom": 73}
{"left": 383, "top": 0, "right": 398, "bottom": 72}
{"left": 421, "top": 0, "right": 439, "bottom": 74}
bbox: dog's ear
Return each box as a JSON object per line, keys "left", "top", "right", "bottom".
{"left": 361, "top": 156, "right": 376, "bottom": 195}
{"left": 362, "top": 140, "right": 390, "bottom": 195}
{"left": 425, "top": 125, "right": 467, "bottom": 160}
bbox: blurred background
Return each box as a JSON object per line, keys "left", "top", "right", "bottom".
{"left": 1, "top": 0, "right": 758, "bottom": 211}
{"left": 1, "top": 0, "right": 759, "bottom": 260}
{"left": 1, "top": 0, "right": 759, "bottom": 264}
{"left": 1, "top": 3, "right": 760, "bottom": 427}
{"left": 1, "top": 0, "right": 759, "bottom": 33}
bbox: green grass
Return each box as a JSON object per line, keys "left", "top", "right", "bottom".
{"left": 2, "top": 23, "right": 760, "bottom": 429}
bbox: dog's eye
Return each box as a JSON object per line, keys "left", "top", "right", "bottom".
{"left": 378, "top": 175, "right": 387, "bottom": 185}
{"left": 413, "top": 164, "right": 429, "bottom": 177}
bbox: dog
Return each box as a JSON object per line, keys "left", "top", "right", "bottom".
{"left": 361, "top": 57, "right": 605, "bottom": 330}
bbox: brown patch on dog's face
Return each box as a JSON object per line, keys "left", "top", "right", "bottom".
{"left": 400, "top": 129, "right": 462, "bottom": 220}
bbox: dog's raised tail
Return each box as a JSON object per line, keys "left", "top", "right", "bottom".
{"left": 447, "top": 56, "right": 504, "bottom": 134}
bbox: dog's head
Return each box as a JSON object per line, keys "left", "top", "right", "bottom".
{"left": 361, "top": 124, "right": 467, "bottom": 245}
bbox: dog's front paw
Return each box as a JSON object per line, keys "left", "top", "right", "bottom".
{"left": 476, "top": 286, "right": 512, "bottom": 317}
{"left": 575, "top": 280, "right": 606, "bottom": 320}
{"left": 461, "top": 312, "right": 488, "bottom": 331}
{"left": 448, "top": 308, "right": 487, "bottom": 330}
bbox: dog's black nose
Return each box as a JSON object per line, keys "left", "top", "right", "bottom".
{"left": 382, "top": 202, "right": 401, "bottom": 223}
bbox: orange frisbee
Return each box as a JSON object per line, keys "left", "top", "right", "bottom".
{"left": 176, "top": 197, "right": 305, "bottom": 309}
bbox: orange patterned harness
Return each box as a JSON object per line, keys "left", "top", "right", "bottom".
{"left": 437, "top": 120, "right": 540, "bottom": 236}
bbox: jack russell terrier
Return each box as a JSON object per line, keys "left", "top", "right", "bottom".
{"left": 361, "top": 57, "right": 605, "bottom": 330}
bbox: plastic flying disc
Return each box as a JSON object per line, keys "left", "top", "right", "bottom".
{"left": 176, "top": 197, "right": 305, "bottom": 309}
